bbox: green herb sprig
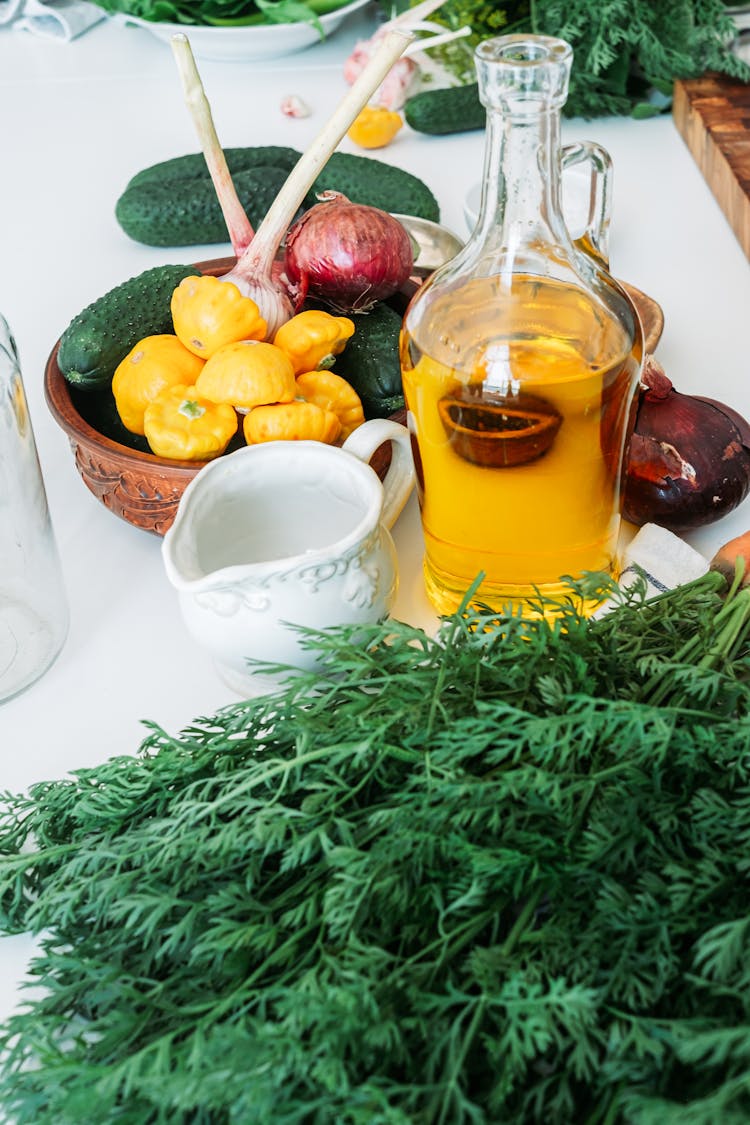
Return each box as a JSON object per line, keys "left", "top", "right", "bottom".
{"left": 93, "top": 0, "right": 352, "bottom": 30}
{"left": 3, "top": 567, "right": 750, "bottom": 1122}
{"left": 387, "top": 0, "right": 750, "bottom": 117}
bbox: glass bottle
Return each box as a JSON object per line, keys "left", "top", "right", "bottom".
{"left": 0, "top": 315, "right": 69, "bottom": 702}
{"left": 400, "top": 35, "right": 644, "bottom": 617}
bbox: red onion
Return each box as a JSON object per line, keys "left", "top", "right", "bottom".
{"left": 623, "top": 356, "right": 750, "bottom": 532}
{"left": 283, "top": 192, "right": 414, "bottom": 313}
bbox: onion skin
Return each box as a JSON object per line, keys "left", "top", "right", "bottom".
{"left": 623, "top": 356, "right": 750, "bottom": 533}
{"left": 283, "top": 192, "right": 414, "bottom": 313}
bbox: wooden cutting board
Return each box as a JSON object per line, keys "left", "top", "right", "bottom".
{"left": 673, "top": 73, "right": 750, "bottom": 259}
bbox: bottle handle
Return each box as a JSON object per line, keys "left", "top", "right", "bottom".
{"left": 342, "top": 418, "right": 415, "bottom": 530}
{"left": 561, "top": 141, "right": 613, "bottom": 267}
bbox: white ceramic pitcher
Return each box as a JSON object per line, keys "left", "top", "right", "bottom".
{"left": 162, "top": 418, "right": 414, "bottom": 694}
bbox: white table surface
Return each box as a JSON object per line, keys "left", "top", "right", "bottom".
{"left": 2, "top": 4, "right": 750, "bottom": 1031}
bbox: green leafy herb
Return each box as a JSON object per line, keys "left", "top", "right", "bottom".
{"left": 3, "top": 566, "right": 750, "bottom": 1122}
{"left": 92, "top": 0, "right": 353, "bottom": 29}
{"left": 535, "top": 0, "right": 750, "bottom": 119}
{"left": 386, "top": 0, "right": 750, "bottom": 117}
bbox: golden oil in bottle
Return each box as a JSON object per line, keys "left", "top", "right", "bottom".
{"left": 401, "top": 273, "right": 641, "bottom": 616}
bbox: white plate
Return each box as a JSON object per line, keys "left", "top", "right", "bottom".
{"left": 113, "top": 0, "right": 372, "bottom": 62}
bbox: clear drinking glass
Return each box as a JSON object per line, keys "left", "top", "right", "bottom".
{"left": 0, "top": 315, "right": 69, "bottom": 702}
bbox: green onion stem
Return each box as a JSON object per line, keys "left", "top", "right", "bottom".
{"left": 636, "top": 565, "right": 750, "bottom": 708}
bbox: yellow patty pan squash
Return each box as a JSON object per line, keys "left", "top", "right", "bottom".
{"left": 273, "top": 309, "right": 355, "bottom": 375}
{"left": 243, "top": 400, "right": 342, "bottom": 446}
{"left": 143, "top": 384, "right": 238, "bottom": 461}
{"left": 295, "top": 370, "right": 365, "bottom": 441}
{"left": 112, "top": 334, "right": 206, "bottom": 436}
{"left": 195, "top": 340, "right": 296, "bottom": 411}
{"left": 171, "top": 275, "right": 267, "bottom": 360}
{"left": 347, "top": 105, "right": 403, "bottom": 150}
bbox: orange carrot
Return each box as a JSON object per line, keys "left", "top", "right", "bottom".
{"left": 710, "top": 529, "right": 750, "bottom": 586}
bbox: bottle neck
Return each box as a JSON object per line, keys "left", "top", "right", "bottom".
{"left": 476, "top": 103, "right": 569, "bottom": 257}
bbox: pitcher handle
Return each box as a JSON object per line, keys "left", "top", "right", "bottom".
{"left": 562, "top": 140, "right": 613, "bottom": 267}
{"left": 342, "top": 418, "right": 415, "bottom": 530}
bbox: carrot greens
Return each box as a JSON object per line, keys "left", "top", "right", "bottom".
{"left": 386, "top": 0, "right": 750, "bottom": 118}
{"left": 3, "top": 568, "right": 750, "bottom": 1122}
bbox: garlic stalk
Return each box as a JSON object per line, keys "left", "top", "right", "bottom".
{"left": 384, "top": 0, "right": 472, "bottom": 53}
{"left": 171, "top": 34, "right": 255, "bottom": 258}
{"left": 220, "top": 28, "right": 412, "bottom": 338}
{"left": 386, "top": 0, "right": 453, "bottom": 27}
{"left": 402, "top": 24, "right": 473, "bottom": 57}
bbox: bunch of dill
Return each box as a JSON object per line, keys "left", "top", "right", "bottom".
{"left": 386, "top": 0, "right": 750, "bottom": 117}
{"left": 2, "top": 570, "right": 750, "bottom": 1123}
{"left": 534, "top": 0, "right": 750, "bottom": 118}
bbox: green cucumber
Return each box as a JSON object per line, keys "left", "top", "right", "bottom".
{"left": 311, "top": 152, "right": 440, "bottom": 224}
{"left": 330, "top": 300, "right": 405, "bottom": 419}
{"left": 124, "top": 146, "right": 301, "bottom": 190}
{"left": 404, "top": 83, "right": 485, "bottom": 135}
{"left": 116, "top": 166, "right": 296, "bottom": 248}
{"left": 114, "top": 147, "right": 441, "bottom": 248}
{"left": 57, "top": 264, "right": 198, "bottom": 391}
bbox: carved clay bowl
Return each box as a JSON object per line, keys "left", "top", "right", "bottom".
{"left": 44, "top": 256, "right": 400, "bottom": 536}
